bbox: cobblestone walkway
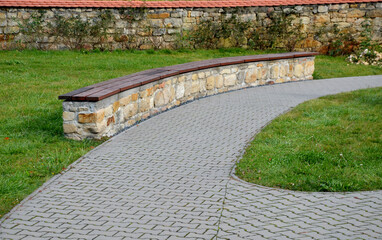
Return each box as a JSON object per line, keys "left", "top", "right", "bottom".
{"left": 1, "top": 76, "right": 382, "bottom": 239}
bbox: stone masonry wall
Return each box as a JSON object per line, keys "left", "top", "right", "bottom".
{"left": 0, "top": 3, "right": 381, "bottom": 51}
{"left": 62, "top": 56, "right": 315, "bottom": 140}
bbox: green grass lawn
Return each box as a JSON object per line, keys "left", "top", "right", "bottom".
{"left": 0, "top": 49, "right": 381, "bottom": 218}
{"left": 236, "top": 87, "right": 382, "bottom": 192}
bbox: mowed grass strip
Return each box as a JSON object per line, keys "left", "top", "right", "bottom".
{"left": 0, "top": 49, "right": 381, "bottom": 217}
{"left": 236, "top": 87, "right": 382, "bottom": 192}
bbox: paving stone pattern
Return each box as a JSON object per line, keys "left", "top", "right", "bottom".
{"left": 1, "top": 76, "right": 382, "bottom": 239}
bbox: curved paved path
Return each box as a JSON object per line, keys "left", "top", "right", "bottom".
{"left": 1, "top": 76, "right": 382, "bottom": 240}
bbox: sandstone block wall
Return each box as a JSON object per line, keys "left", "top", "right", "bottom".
{"left": 62, "top": 56, "right": 315, "bottom": 140}
{"left": 0, "top": 2, "right": 381, "bottom": 51}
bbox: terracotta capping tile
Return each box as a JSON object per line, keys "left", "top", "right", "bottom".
{"left": 2, "top": 0, "right": 381, "bottom": 8}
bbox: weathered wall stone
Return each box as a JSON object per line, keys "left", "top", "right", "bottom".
{"left": 62, "top": 56, "right": 316, "bottom": 140}
{"left": 0, "top": 2, "right": 381, "bottom": 50}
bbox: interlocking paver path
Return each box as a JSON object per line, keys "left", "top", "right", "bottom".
{"left": 1, "top": 75, "right": 382, "bottom": 239}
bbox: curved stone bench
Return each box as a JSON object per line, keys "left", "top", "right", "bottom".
{"left": 59, "top": 52, "right": 318, "bottom": 140}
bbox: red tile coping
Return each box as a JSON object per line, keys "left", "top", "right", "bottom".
{"left": 59, "top": 52, "right": 319, "bottom": 102}
{"left": 1, "top": 0, "right": 380, "bottom": 8}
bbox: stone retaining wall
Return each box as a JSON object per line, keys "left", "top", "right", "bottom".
{"left": 1, "top": 2, "right": 381, "bottom": 51}
{"left": 62, "top": 56, "right": 315, "bottom": 140}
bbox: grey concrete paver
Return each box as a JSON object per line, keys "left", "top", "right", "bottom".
{"left": 1, "top": 75, "right": 382, "bottom": 239}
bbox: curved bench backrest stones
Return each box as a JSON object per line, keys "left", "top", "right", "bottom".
{"left": 59, "top": 52, "right": 318, "bottom": 140}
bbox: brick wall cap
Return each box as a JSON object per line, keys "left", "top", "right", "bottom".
{"left": 1, "top": 0, "right": 380, "bottom": 8}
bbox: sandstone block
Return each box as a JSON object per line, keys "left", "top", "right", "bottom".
{"left": 190, "top": 11, "right": 202, "bottom": 17}
{"left": 373, "top": 17, "right": 382, "bottom": 26}
{"left": 78, "top": 110, "right": 104, "bottom": 123}
{"left": 318, "top": 6, "right": 328, "bottom": 13}
{"left": 270, "top": 65, "right": 279, "bottom": 79}
{"left": 63, "top": 123, "right": 77, "bottom": 133}
{"left": 148, "top": 13, "right": 170, "bottom": 19}
{"left": 347, "top": 9, "right": 365, "bottom": 18}
{"left": 221, "top": 68, "right": 231, "bottom": 74}
{"left": 148, "top": 19, "right": 163, "bottom": 28}
{"left": 197, "top": 72, "right": 205, "bottom": 79}
{"left": 300, "top": 17, "right": 310, "bottom": 24}
{"left": 367, "top": 9, "right": 382, "bottom": 18}
{"left": 294, "top": 64, "right": 304, "bottom": 78}
{"left": 337, "top": 22, "right": 351, "bottom": 28}
{"left": 88, "top": 122, "right": 106, "bottom": 134}
{"left": 215, "top": 75, "right": 223, "bottom": 89}
{"left": 224, "top": 74, "right": 236, "bottom": 86}
{"left": 276, "top": 78, "right": 285, "bottom": 83}
{"left": 164, "top": 18, "right": 182, "bottom": 28}
{"left": 127, "top": 119, "right": 136, "bottom": 126}
{"left": 315, "top": 14, "right": 330, "bottom": 24}
{"left": 154, "top": 88, "right": 173, "bottom": 107}
{"left": 329, "top": 4, "right": 340, "bottom": 10}
{"left": 184, "top": 81, "right": 192, "bottom": 96}
{"left": 279, "top": 65, "right": 287, "bottom": 77}
{"left": 4, "top": 26, "right": 19, "bottom": 34}
{"left": 191, "top": 81, "right": 200, "bottom": 94}
{"left": 120, "top": 96, "right": 131, "bottom": 106}
{"left": 304, "top": 60, "right": 315, "bottom": 76}
{"left": 171, "top": 12, "right": 182, "bottom": 18}
{"left": 178, "top": 76, "right": 186, "bottom": 83}
{"left": 131, "top": 93, "right": 139, "bottom": 101}
{"left": 104, "top": 105, "right": 113, "bottom": 117}
{"left": 168, "top": 29, "right": 181, "bottom": 35}
{"left": 113, "top": 101, "right": 120, "bottom": 113}
{"left": 77, "top": 107, "right": 88, "bottom": 112}
{"left": 245, "top": 68, "right": 258, "bottom": 83}
{"left": 63, "top": 112, "right": 75, "bottom": 121}
{"left": 288, "top": 64, "right": 294, "bottom": 77}
{"left": 168, "top": 86, "right": 175, "bottom": 102}
{"left": 176, "top": 83, "right": 185, "bottom": 98}
{"left": 139, "top": 97, "right": 152, "bottom": 112}
{"left": 259, "top": 68, "right": 268, "bottom": 80}
{"left": 206, "top": 76, "right": 215, "bottom": 90}
{"left": 124, "top": 103, "right": 138, "bottom": 119}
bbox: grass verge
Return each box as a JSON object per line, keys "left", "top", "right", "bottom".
{"left": 236, "top": 87, "right": 382, "bottom": 192}
{"left": 0, "top": 49, "right": 381, "bottom": 217}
